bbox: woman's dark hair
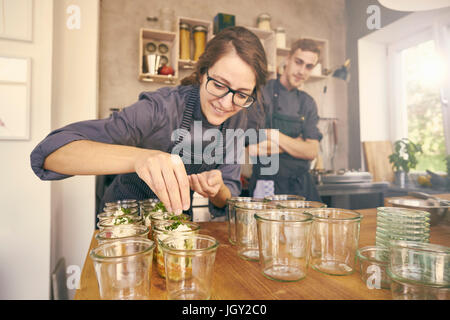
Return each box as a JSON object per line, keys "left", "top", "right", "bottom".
{"left": 181, "top": 26, "right": 268, "bottom": 103}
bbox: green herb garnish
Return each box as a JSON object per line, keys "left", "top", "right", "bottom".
{"left": 113, "top": 216, "right": 132, "bottom": 225}
{"left": 120, "top": 207, "right": 131, "bottom": 214}
{"left": 151, "top": 202, "right": 167, "bottom": 213}
{"left": 164, "top": 221, "right": 182, "bottom": 231}
{"left": 167, "top": 213, "right": 187, "bottom": 221}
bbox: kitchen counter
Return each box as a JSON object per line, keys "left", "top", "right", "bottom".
{"left": 75, "top": 196, "right": 450, "bottom": 300}
{"left": 317, "top": 181, "right": 389, "bottom": 196}
{"left": 386, "top": 183, "right": 449, "bottom": 196}
{"left": 317, "top": 181, "right": 389, "bottom": 209}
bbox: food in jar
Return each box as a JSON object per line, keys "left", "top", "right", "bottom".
{"left": 97, "top": 214, "right": 143, "bottom": 230}
{"left": 97, "top": 208, "right": 139, "bottom": 224}
{"left": 111, "top": 225, "right": 141, "bottom": 237}
{"left": 193, "top": 25, "right": 207, "bottom": 61}
{"left": 179, "top": 22, "right": 191, "bottom": 60}
{"left": 153, "top": 221, "right": 199, "bottom": 279}
{"left": 141, "top": 201, "right": 166, "bottom": 227}
{"left": 113, "top": 215, "right": 136, "bottom": 225}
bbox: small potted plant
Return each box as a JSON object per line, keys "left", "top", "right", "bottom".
{"left": 388, "top": 138, "right": 422, "bottom": 187}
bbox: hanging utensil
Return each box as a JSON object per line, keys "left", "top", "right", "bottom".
{"left": 330, "top": 119, "right": 338, "bottom": 171}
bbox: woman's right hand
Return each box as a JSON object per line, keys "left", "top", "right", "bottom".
{"left": 134, "top": 150, "right": 190, "bottom": 214}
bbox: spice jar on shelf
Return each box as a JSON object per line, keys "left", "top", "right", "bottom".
{"left": 275, "top": 27, "right": 286, "bottom": 48}
{"left": 179, "top": 22, "right": 191, "bottom": 60}
{"left": 193, "top": 25, "right": 208, "bottom": 61}
{"left": 257, "top": 13, "right": 271, "bottom": 31}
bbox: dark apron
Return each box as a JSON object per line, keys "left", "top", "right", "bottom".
{"left": 100, "top": 87, "right": 226, "bottom": 216}
{"left": 249, "top": 79, "right": 320, "bottom": 201}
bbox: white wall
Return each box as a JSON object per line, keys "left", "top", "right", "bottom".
{"left": 51, "top": 0, "right": 99, "bottom": 299}
{"left": 358, "top": 39, "right": 390, "bottom": 141}
{"left": 0, "top": 0, "right": 53, "bottom": 299}
{"left": 0, "top": 0, "right": 99, "bottom": 299}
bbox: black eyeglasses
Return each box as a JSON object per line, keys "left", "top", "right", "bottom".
{"left": 205, "top": 71, "right": 255, "bottom": 108}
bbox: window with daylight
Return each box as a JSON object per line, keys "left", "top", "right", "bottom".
{"left": 401, "top": 39, "right": 446, "bottom": 172}
{"left": 386, "top": 13, "right": 450, "bottom": 174}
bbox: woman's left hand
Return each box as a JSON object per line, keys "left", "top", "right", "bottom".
{"left": 188, "top": 170, "right": 223, "bottom": 198}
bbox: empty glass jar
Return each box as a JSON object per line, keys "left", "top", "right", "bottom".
{"left": 387, "top": 240, "right": 450, "bottom": 300}
{"left": 263, "top": 194, "right": 306, "bottom": 206}
{"left": 309, "top": 208, "right": 362, "bottom": 275}
{"left": 234, "top": 201, "right": 277, "bottom": 261}
{"left": 357, "top": 246, "right": 391, "bottom": 289}
{"left": 255, "top": 210, "right": 313, "bottom": 282}
{"left": 278, "top": 200, "right": 327, "bottom": 210}
{"left": 226, "top": 197, "right": 263, "bottom": 245}
{"left": 90, "top": 238, "right": 155, "bottom": 300}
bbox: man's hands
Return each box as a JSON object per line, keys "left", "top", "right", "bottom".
{"left": 247, "top": 128, "right": 319, "bottom": 160}
{"left": 135, "top": 150, "right": 226, "bottom": 213}
{"left": 248, "top": 129, "right": 282, "bottom": 156}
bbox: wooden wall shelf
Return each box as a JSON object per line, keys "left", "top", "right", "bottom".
{"left": 139, "top": 19, "right": 330, "bottom": 86}
{"left": 138, "top": 28, "right": 179, "bottom": 83}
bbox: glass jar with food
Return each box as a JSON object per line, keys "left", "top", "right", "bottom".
{"left": 149, "top": 202, "right": 190, "bottom": 227}
{"left": 97, "top": 214, "right": 143, "bottom": 231}
{"left": 193, "top": 25, "right": 208, "bottom": 61}
{"left": 103, "top": 202, "right": 139, "bottom": 213}
{"left": 275, "top": 27, "right": 286, "bottom": 48}
{"left": 104, "top": 199, "right": 138, "bottom": 208}
{"left": 95, "top": 225, "right": 150, "bottom": 245}
{"left": 98, "top": 206, "right": 139, "bottom": 222}
{"left": 152, "top": 221, "right": 200, "bottom": 278}
{"left": 145, "top": 201, "right": 190, "bottom": 241}
{"left": 138, "top": 200, "right": 167, "bottom": 230}
{"left": 139, "top": 198, "right": 160, "bottom": 223}
{"left": 179, "top": 22, "right": 191, "bottom": 60}
{"left": 257, "top": 13, "right": 271, "bottom": 31}
{"left": 161, "top": 234, "right": 219, "bottom": 300}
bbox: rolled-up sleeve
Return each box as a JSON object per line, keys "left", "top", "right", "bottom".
{"left": 302, "top": 98, "right": 323, "bottom": 142}
{"left": 30, "top": 96, "right": 166, "bottom": 181}
{"left": 31, "top": 128, "right": 93, "bottom": 180}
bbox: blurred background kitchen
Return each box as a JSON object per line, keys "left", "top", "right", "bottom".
{"left": 0, "top": 0, "right": 449, "bottom": 299}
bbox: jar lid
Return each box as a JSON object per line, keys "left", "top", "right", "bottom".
{"left": 158, "top": 43, "right": 169, "bottom": 54}
{"left": 193, "top": 25, "right": 208, "bottom": 32}
{"left": 146, "top": 42, "right": 157, "bottom": 53}
{"left": 275, "top": 27, "right": 285, "bottom": 33}
{"left": 257, "top": 13, "right": 271, "bottom": 22}
{"left": 180, "top": 22, "right": 190, "bottom": 30}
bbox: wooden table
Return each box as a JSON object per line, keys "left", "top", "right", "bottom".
{"left": 75, "top": 202, "right": 450, "bottom": 300}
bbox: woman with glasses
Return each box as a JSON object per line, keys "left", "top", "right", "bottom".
{"left": 30, "top": 26, "right": 268, "bottom": 219}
